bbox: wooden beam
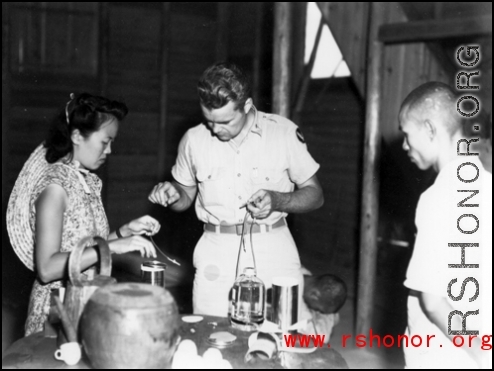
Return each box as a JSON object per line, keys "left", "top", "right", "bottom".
{"left": 356, "top": 2, "right": 385, "bottom": 336}
{"left": 398, "top": 3, "right": 459, "bottom": 80}
{"left": 379, "top": 15, "right": 492, "bottom": 44}
{"left": 98, "top": 3, "right": 109, "bottom": 94}
{"left": 291, "top": 2, "right": 307, "bottom": 111}
{"left": 272, "top": 2, "right": 293, "bottom": 118}
{"left": 216, "top": 2, "right": 230, "bottom": 62}
{"left": 2, "top": 2, "right": 11, "bottom": 208}
{"left": 157, "top": 3, "right": 171, "bottom": 181}
{"left": 292, "top": 18, "right": 323, "bottom": 124}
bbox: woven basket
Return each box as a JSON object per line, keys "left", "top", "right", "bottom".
{"left": 7, "top": 144, "right": 50, "bottom": 271}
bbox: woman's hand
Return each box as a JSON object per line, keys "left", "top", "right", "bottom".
{"left": 119, "top": 215, "right": 161, "bottom": 237}
{"left": 108, "top": 235, "right": 157, "bottom": 259}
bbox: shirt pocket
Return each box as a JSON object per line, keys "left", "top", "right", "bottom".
{"left": 249, "top": 167, "right": 285, "bottom": 191}
{"left": 196, "top": 167, "right": 230, "bottom": 207}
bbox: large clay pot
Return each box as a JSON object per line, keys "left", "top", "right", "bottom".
{"left": 64, "top": 236, "right": 117, "bottom": 342}
{"left": 80, "top": 283, "right": 180, "bottom": 369}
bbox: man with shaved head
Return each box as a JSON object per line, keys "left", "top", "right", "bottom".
{"left": 400, "top": 82, "right": 492, "bottom": 368}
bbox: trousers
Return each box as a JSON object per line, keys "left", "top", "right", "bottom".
{"left": 192, "top": 226, "right": 311, "bottom": 322}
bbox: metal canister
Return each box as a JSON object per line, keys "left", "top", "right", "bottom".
{"left": 141, "top": 260, "right": 167, "bottom": 288}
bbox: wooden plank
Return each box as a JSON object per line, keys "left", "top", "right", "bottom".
{"left": 105, "top": 182, "right": 156, "bottom": 231}
{"left": 379, "top": 15, "right": 492, "bottom": 44}
{"left": 399, "top": 2, "right": 466, "bottom": 86}
{"left": 110, "top": 112, "right": 160, "bottom": 156}
{"left": 215, "top": 2, "right": 230, "bottom": 61}
{"left": 272, "top": 2, "right": 292, "bottom": 118}
{"left": 10, "top": 76, "right": 99, "bottom": 108}
{"left": 170, "top": 15, "right": 216, "bottom": 43}
{"left": 11, "top": 3, "right": 97, "bottom": 15}
{"left": 357, "top": 2, "right": 385, "bottom": 336}
{"left": 290, "top": 2, "right": 307, "bottom": 109}
{"left": 252, "top": 2, "right": 263, "bottom": 105}
{"left": 107, "top": 155, "right": 157, "bottom": 181}
{"left": 158, "top": 3, "right": 171, "bottom": 182}
{"left": 109, "top": 6, "right": 161, "bottom": 48}
{"left": 379, "top": 4, "right": 451, "bottom": 143}
{"left": 106, "top": 81, "right": 161, "bottom": 113}
{"left": 228, "top": 3, "right": 258, "bottom": 58}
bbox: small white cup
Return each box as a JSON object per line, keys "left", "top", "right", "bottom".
{"left": 54, "top": 341, "right": 82, "bottom": 366}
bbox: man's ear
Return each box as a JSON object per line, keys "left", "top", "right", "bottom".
{"left": 424, "top": 119, "right": 436, "bottom": 140}
{"left": 243, "top": 98, "right": 253, "bottom": 114}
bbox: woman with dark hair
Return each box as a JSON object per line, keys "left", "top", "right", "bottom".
{"left": 7, "top": 93, "right": 159, "bottom": 336}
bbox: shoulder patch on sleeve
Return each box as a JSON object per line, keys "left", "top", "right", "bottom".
{"left": 296, "top": 128, "right": 306, "bottom": 143}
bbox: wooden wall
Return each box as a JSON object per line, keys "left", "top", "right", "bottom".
{"left": 2, "top": 3, "right": 282, "bottom": 308}
{"left": 1, "top": 2, "right": 222, "bottom": 315}
{"left": 315, "top": 2, "right": 467, "bottom": 334}
{"left": 293, "top": 78, "right": 365, "bottom": 296}
{"left": 5, "top": 3, "right": 478, "bottom": 340}
{"left": 2, "top": 2, "right": 220, "bottom": 252}
{"left": 318, "top": 2, "right": 451, "bottom": 143}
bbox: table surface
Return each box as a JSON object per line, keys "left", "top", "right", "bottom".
{"left": 2, "top": 315, "right": 348, "bottom": 369}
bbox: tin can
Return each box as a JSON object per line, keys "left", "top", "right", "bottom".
{"left": 141, "top": 260, "right": 167, "bottom": 288}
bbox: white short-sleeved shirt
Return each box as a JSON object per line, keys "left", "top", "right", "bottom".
{"left": 172, "top": 108, "right": 320, "bottom": 226}
{"left": 404, "top": 156, "right": 492, "bottom": 369}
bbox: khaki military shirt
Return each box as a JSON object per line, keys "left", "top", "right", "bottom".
{"left": 172, "top": 108, "right": 320, "bottom": 226}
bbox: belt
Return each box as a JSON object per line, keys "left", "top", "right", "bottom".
{"left": 204, "top": 218, "right": 286, "bottom": 235}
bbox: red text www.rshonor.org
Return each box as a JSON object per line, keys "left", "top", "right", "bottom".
{"left": 283, "top": 331, "right": 493, "bottom": 349}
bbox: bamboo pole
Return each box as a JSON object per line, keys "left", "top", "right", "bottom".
{"left": 157, "top": 3, "right": 171, "bottom": 181}
{"left": 356, "top": 2, "right": 385, "bottom": 335}
{"left": 272, "top": 2, "right": 292, "bottom": 118}
{"left": 2, "top": 2, "right": 10, "bottom": 206}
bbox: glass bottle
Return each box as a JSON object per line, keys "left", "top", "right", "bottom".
{"left": 230, "top": 267, "right": 266, "bottom": 331}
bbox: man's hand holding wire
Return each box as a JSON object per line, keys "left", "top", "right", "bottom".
{"left": 246, "top": 190, "right": 275, "bottom": 219}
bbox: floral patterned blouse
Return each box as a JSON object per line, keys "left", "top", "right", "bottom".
{"left": 24, "top": 160, "right": 109, "bottom": 336}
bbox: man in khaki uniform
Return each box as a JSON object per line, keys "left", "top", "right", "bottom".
{"left": 149, "top": 62, "right": 324, "bottom": 325}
